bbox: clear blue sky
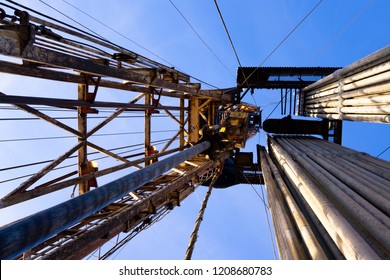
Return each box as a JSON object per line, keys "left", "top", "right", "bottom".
{"left": 0, "top": 0, "right": 389, "bottom": 260}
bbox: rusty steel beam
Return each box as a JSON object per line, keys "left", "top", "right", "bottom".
{"left": 24, "top": 11, "right": 188, "bottom": 80}
{"left": 0, "top": 60, "right": 184, "bottom": 98}
{"left": 86, "top": 93, "right": 145, "bottom": 138}
{"left": 144, "top": 92, "right": 152, "bottom": 166}
{"left": 0, "top": 94, "right": 185, "bottom": 111}
{"left": 189, "top": 97, "right": 200, "bottom": 143}
{"left": 2, "top": 141, "right": 84, "bottom": 199}
{"left": 0, "top": 42, "right": 198, "bottom": 93}
{"left": 0, "top": 60, "right": 231, "bottom": 100}
{"left": 0, "top": 92, "right": 81, "bottom": 136}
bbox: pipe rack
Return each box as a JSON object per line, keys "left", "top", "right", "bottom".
{"left": 267, "top": 136, "right": 390, "bottom": 259}
{"left": 301, "top": 45, "right": 390, "bottom": 123}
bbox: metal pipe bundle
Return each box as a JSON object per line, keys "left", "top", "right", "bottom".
{"left": 259, "top": 145, "right": 328, "bottom": 259}
{"left": 301, "top": 45, "right": 390, "bottom": 123}
{"left": 268, "top": 136, "right": 390, "bottom": 259}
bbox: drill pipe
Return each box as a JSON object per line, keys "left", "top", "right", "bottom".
{"left": 0, "top": 141, "right": 211, "bottom": 260}
{"left": 301, "top": 45, "right": 390, "bottom": 123}
{"left": 268, "top": 137, "right": 380, "bottom": 259}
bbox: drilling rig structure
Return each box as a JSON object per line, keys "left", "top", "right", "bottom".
{"left": 0, "top": 1, "right": 389, "bottom": 260}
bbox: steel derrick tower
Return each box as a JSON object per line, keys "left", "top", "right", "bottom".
{"left": 0, "top": 2, "right": 389, "bottom": 260}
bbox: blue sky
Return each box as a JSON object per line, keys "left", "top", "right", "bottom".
{"left": 0, "top": 0, "right": 389, "bottom": 260}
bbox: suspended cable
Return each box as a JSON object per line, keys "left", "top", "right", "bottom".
{"left": 5, "top": 0, "right": 104, "bottom": 42}
{"left": 100, "top": 208, "right": 171, "bottom": 260}
{"left": 169, "top": 0, "right": 235, "bottom": 79}
{"left": 184, "top": 171, "right": 219, "bottom": 260}
{"left": 59, "top": 37, "right": 113, "bottom": 57}
{"left": 312, "top": 0, "right": 374, "bottom": 63}
{"left": 241, "top": 170, "right": 277, "bottom": 259}
{"left": 0, "top": 137, "right": 174, "bottom": 175}
{"left": 377, "top": 145, "right": 390, "bottom": 158}
{"left": 61, "top": 0, "right": 174, "bottom": 66}
{"left": 0, "top": 116, "right": 159, "bottom": 121}
{"left": 264, "top": 100, "right": 282, "bottom": 121}
{"left": 4, "top": 0, "right": 220, "bottom": 90}
{"left": 250, "top": 91, "right": 258, "bottom": 107}
{"left": 239, "top": 0, "right": 323, "bottom": 87}
{"left": 259, "top": 182, "right": 278, "bottom": 260}
{"left": 212, "top": 1, "right": 243, "bottom": 67}
{"left": 213, "top": 0, "right": 250, "bottom": 88}
{"left": 239, "top": 170, "right": 268, "bottom": 209}
{"left": 0, "top": 130, "right": 178, "bottom": 143}
{"left": 263, "top": 90, "right": 289, "bottom": 121}
{"left": 0, "top": 107, "right": 180, "bottom": 116}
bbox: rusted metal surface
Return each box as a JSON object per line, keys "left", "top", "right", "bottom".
{"left": 0, "top": 94, "right": 186, "bottom": 111}
{"left": 0, "top": 2, "right": 237, "bottom": 260}
{"left": 2, "top": 142, "right": 84, "bottom": 200}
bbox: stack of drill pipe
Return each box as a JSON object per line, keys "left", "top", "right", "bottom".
{"left": 268, "top": 136, "right": 390, "bottom": 259}
{"left": 259, "top": 145, "right": 328, "bottom": 260}
{"left": 302, "top": 45, "right": 390, "bottom": 123}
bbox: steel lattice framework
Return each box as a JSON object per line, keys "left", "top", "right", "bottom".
{"left": 1, "top": 1, "right": 389, "bottom": 261}
{"left": 0, "top": 2, "right": 236, "bottom": 259}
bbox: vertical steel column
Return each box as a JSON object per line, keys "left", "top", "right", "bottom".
{"left": 78, "top": 78, "right": 88, "bottom": 194}
{"left": 180, "top": 97, "right": 185, "bottom": 148}
{"left": 145, "top": 91, "right": 152, "bottom": 165}
{"left": 189, "top": 97, "right": 200, "bottom": 142}
{"left": 0, "top": 141, "right": 211, "bottom": 260}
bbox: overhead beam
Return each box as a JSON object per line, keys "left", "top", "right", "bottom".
{"left": 237, "top": 67, "right": 341, "bottom": 89}
{"left": 0, "top": 42, "right": 198, "bottom": 93}
{"left": 0, "top": 94, "right": 185, "bottom": 111}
